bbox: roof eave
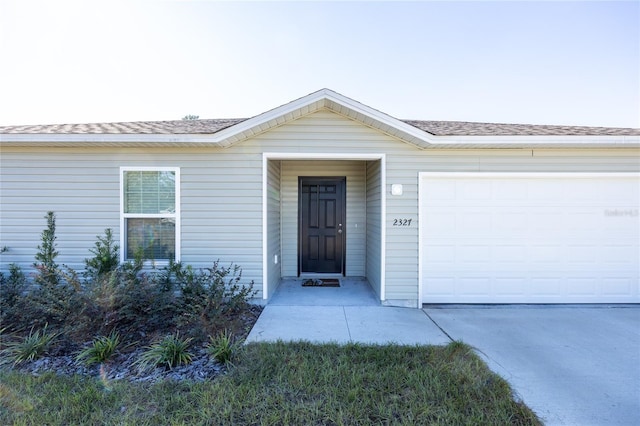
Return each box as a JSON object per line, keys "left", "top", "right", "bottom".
{"left": 421, "top": 134, "right": 640, "bottom": 149}
{"left": 0, "top": 133, "right": 232, "bottom": 147}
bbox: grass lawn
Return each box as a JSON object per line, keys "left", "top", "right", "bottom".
{"left": 0, "top": 340, "right": 540, "bottom": 425}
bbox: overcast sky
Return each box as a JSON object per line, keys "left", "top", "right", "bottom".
{"left": 0, "top": 0, "right": 638, "bottom": 128}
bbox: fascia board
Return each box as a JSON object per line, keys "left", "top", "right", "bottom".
{"left": 321, "top": 90, "right": 438, "bottom": 144}
{"left": 424, "top": 134, "right": 640, "bottom": 148}
{"left": 0, "top": 133, "right": 227, "bottom": 146}
{"left": 210, "top": 94, "right": 329, "bottom": 147}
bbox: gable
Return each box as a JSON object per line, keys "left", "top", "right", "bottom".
{"left": 246, "top": 109, "right": 419, "bottom": 151}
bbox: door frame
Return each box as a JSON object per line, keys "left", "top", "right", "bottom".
{"left": 262, "top": 153, "right": 387, "bottom": 301}
{"left": 298, "top": 176, "right": 347, "bottom": 276}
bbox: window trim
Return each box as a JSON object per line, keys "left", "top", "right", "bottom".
{"left": 119, "top": 166, "right": 181, "bottom": 264}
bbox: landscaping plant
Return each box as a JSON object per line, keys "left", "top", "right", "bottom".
{"left": 84, "top": 228, "right": 119, "bottom": 279}
{"left": 26, "top": 212, "right": 86, "bottom": 333}
{"left": 75, "top": 331, "right": 122, "bottom": 366}
{"left": 0, "top": 263, "right": 28, "bottom": 331}
{"left": 33, "top": 211, "right": 60, "bottom": 288}
{"left": 1, "top": 325, "right": 58, "bottom": 366}
{"left": 134, "top": 332, "right": 194, "bottom": 371}
{"left": 208, "top": 329, "right": 241, "bottom": 364}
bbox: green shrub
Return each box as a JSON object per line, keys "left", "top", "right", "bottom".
{"left": 83, "top": 250, "right": 176, "bottom": 338}
{"left": 28, "top": 212, "right": 86, "bottom": 331}
{"left": 33, "top": 211, "right": 60, "bottom": 288}
{"left": 75, "top": 331, "right": 121, "bottom": 366}
{"left": 84, "top": 228, "right": 119, "bottom": 279}
{"left": 0, "top": 264, "right": 28, "bottom": 330}
{"left": 169, "top": 260, "right": 256, "bottom": 335}
{"left": 134, "top": 332, "right": 193, "bottom": 371}
{"left": 1, "top": 325, "right": 58, "bottom": 365}
{"left": 208, "top": 329, "right": 241, "bottom": 365}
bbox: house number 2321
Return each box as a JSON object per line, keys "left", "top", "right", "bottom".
{"left": 393, "top": 218, "right": 412, "bottom": 226}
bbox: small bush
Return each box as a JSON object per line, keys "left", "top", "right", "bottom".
{"left": 0, "top": 264, "right": 28, "bottom": 330}
{"left": 84, "top": 228, "right": 119, "bottom": 279}
{"left": 27, "top": 212, "right": 86, "bottom": 332}
{"left": 170, "top": 260, "right": 256, "bottom": 337}
{"left": 33, "top": 211, "right": 60, "bottom": 288}
{"left": 75, "top": 331, "right": 121, "bottom": 366}
{"left": 134, "top": 332, "right": 193, "bottom": 371}
{"left": 208, "top": 329, "right": 241, "bottom": 365}
{"left": 1, "top": 326, "right": 58, "bottom": 365}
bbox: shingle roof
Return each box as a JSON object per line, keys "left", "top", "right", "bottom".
{"left": 404, "top": 120, "right": 640, "bottom": 136}
{"left": 0, "top": 118, "right": 246, "bottom": 135}
{"left": 1, "top": 118, "right": 638, "bottom": 137}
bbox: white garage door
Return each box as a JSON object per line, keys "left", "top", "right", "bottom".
{"left": 420, "top": 173, "right": 640, "bottom": 304}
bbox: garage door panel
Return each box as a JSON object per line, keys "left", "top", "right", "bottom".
{"left": 421, "top": 173, "right": 640, "bottom": 304}
{"left": 528, "top": 181, "right": 565, "bottom": 200}
{"left": 424, "top": 244, "right": 455, "bottom": 264}
{"left": 567, "top": 279, "right": 598, "bottom": 296}
{"left": 566, "top": 245, "right": 599, "bottom": 263}
{"left": 493, "top": 245, "right": 528, "bottom": 263}
{"left": 601, "top": 278, "right": 633, "bottom": 296}
{"left": 423, "top": 212, "right": 455, "bottom": 235}
{"left": 426, "top": 277, "right": 456, "bottom": 296}
{"left": 493, "top": 278, "right": 528, "bottom": 295}
{"left": 601, "top": 245, "right": 639, "bottom": 264}
{"left": 460, "top": 181, "right": 492, "bottom": 200}
{"left": 493, "top": 180, "right": 527, "bottom": 200}
{"left": 529, "top": 278, "right": 565, "bottom": 296}
{"left": 458, "top": 278, "right": 491, "bottom": 295}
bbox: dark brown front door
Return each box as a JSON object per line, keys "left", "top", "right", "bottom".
{"left": 299, "top": 177, "right": 346, "bottom": 274}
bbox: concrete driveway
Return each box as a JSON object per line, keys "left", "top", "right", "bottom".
{"left": 425, "top": 306, "right": 640, "bottom": 426}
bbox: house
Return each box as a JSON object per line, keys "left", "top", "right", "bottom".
{"left": 1, "top": 89, "right": 639, "bottom": 307}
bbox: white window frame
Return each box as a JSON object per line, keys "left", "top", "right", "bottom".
{"left": 119, "top": 166, "right": 181, "bottom": 265}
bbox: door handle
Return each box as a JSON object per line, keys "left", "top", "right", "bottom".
{"left": 338, "top": 229, "right": 343, "bottom": 234}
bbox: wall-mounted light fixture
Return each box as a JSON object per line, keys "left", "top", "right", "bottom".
{"left": 391, "top": 184, "right": 403, "bottom": 196}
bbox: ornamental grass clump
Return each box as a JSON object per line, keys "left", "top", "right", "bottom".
{"left": 134, "top": 332, "right": 193, "bottom": 371}
{"left": 1, "top": 325, "right": 58, "bottom": 366}
{"left": 207, "top": 329, "right": 241, "bottom": 365}
{"left": 75, "top": 331, "right": 121, "bottom": 366}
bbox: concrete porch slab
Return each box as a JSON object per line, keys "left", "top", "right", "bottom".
{"left": 268, "top": 277, "right": 379, "bottom": 306}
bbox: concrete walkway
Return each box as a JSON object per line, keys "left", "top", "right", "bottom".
{"left": 246, "top": 305, "right": 451, "bottom": 345}
{"left": 246, "top": 280, "right": 640, "bottom": 425}
{"left": 246, "top": 278, "right": 450, "bottom": 345}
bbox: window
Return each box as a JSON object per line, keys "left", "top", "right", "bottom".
{"left": 120, "top": 167, "right": 180, "bottom": 262}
